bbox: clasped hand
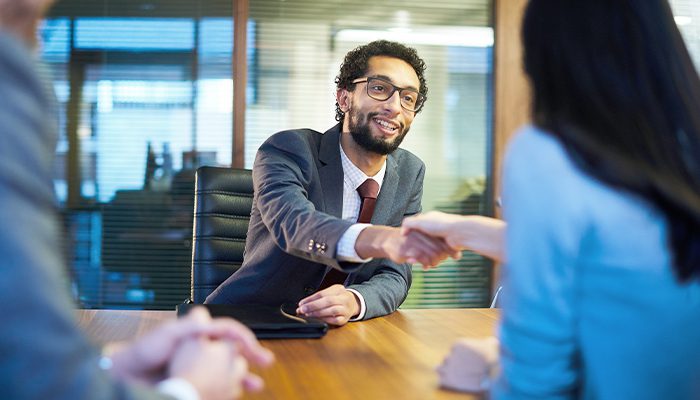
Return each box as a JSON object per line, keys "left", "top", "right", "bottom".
{"left": 356, "top": 225, "right": 461, "bottom": 270}
{"left": 401, "top": 211, "right": 506, "bottom": 263}
{"left": 107, "top": 307, "right": 274, "bottom": 400}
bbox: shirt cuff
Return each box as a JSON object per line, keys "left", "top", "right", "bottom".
{"left": 157, "top": 378, "right": 201, "bottom": 400}
{"left": 346, "top": 288, "right": 367, "bottom": 321}
{"left": 337, "top": 223, "right": 373, "bottom": 262}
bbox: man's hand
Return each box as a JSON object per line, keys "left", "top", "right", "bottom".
{"left": 355, "top": 225, "right": 461, "bottom": 269}
{"left": 108, "top": 307, "right": 274, "bottom": 392}
{"left": 401, "top": 211, "right": 506, "bottom": 262}
{"left": 296, "top": 284, "right": 360, "bottom": 326}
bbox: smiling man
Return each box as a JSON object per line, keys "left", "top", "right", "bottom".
{"left": 206, "top": 40, "right": 457, "bottom": 326}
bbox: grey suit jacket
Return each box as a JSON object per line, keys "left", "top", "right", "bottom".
{"left": 0, "top": 32, "right": 166, "bottom": 399}
{"left": 206, "top": 124, "right": 426, "bottom": 319}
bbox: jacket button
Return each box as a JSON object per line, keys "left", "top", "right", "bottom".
{"left": 304, "top": 286, "right": 314, "bottom": 294}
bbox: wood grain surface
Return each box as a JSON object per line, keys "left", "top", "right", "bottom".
{"left": 77, "top": 308, "right": 499, "bottom": 400}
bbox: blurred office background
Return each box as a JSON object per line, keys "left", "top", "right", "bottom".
{"left": 40, "top": 0, "right": 700, "bottom": 310}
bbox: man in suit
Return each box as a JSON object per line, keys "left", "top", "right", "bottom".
{"left": 206, "top": 40, "right": 457, "bottom": 326}
{"left": 0, "top": 1, "right": 272, "bottom": 399}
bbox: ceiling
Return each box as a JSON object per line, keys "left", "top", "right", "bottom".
{"left": 48, "top": 0, "right": 492, "bottom": 27}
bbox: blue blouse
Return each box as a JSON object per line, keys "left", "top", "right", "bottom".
{"left": 492, "top": 126, "right": 700, "bottom": 399}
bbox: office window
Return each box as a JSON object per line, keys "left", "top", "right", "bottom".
{"left": 245, "top": 1, "right": 494, "bottom": 308}
{"left": 43, "top": 1, "right": 235, "bottom": 309}
{"left": 670, "top": 0, "right": 700, "bottom": 69}
{"left": 44, "top": 0, "right": 494, "bottom": 310}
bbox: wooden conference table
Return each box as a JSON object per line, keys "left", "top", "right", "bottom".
{"left": 77, "top": 308, "right": 499, "bottom": 400}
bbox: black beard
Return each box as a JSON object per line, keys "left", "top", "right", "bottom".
{"left": 348, "top": 111, "right": 409, "bottom": 155}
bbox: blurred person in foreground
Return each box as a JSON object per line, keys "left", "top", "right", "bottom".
{"left": 0, "top": 1, "right": 273, "bottom": 399}
{"left": 403, "top": 0, "right": 700, "bottom": 398}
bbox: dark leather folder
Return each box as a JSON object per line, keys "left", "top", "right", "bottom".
{"left": 176, "top": 303, "right": 328, "bottom": 339}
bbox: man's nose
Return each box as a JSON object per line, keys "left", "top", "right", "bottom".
{"left": 382, "top": 90, "right": 403, "bottom": 114}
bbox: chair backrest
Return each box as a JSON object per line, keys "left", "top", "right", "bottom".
{"left": 190, "top": 166, "right": 253, "bottom": 303}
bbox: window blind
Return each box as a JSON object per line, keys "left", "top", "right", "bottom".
{"left": 245, "top": 0, "right": 495, "bottom": 308}
{"left": 44, "top": 0, "right": 234, "bottom": 309}
{"left": 44, "top": 0, "right": 496, "bottom": 310}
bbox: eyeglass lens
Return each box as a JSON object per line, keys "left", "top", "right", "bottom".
{"left": 365, "top": 78, "right": 423, "bottom": 111}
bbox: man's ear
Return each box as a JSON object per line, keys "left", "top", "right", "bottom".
{"left": 336, "top": 88, "right": 350, "bottom": 113}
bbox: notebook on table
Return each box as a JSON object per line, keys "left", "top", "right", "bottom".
{"left": 176, "top": 303, "right": 328, "bottom": 339}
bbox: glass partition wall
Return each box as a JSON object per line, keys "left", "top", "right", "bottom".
{"left": 245, "top": 1, "right": 494, "bottom": 308}
{"left": 44, "top": 0, "right": 494, "bottom": 310}
{"left": 44, "top": 1, "right": 236, "bottom": 309}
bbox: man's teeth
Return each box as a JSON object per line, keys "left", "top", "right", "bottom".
{"left": 374, "top": 118, "right": 397, "bottom": 131}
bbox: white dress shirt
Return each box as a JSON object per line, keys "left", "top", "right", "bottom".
{"left": 335, "top": 142, "right": 386, "bottom": 321}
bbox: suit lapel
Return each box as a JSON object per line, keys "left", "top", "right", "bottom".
{"left": 372, "top": 153, "right": 399, "bottom": 225}
{"left": 318, "top": 124, "right": 344, "bottom": 218}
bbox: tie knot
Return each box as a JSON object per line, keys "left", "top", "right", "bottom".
{"left": 357, "top": 179, "right": 379, "bottom": 199}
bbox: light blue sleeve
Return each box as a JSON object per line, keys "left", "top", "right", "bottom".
{"left": 492, "top": 128, "right": 587, "bottom": 399}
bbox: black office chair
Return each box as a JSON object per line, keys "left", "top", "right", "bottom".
{"left": 190, "top": 166, "right": 254, "bottom": 303}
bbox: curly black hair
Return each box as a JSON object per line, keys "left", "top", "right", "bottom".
{"left": 334, "top": 40, "right": 428, "bottom": 122}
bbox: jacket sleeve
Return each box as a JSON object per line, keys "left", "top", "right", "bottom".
{"left": 252, "top": 131, "right": 360, "bottom": 272}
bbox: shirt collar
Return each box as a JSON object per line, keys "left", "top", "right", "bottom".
{"left": 339, "top": 141, "right": 386, "bottom": 190}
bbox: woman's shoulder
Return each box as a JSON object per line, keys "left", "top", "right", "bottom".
{"left": 505, "top": 124, "right": 584, "bottom": 186}
{"left": 507, "top": 125, "right": 570, "bottom": 168}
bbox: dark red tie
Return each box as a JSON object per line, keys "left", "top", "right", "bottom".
{"left": 355, "top": 179, "right": 379, "bottom": 224}
{"left": 319, "top": 179, "right": 379, "bottom": 289}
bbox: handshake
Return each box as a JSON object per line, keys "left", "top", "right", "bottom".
{"left": 356, "top": 211, "right": 506, "bottom": 268}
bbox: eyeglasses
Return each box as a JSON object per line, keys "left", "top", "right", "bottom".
{"left": 352, "top": 76, "right": 426, "bottom": 112}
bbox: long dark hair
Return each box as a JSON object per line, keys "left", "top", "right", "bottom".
{"left": 522, "top": 0, "right": 700, "bottom": 281}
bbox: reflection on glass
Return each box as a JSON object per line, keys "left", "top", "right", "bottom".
{"left": 41, "top": 11, "right": 236, "bottom": 309}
